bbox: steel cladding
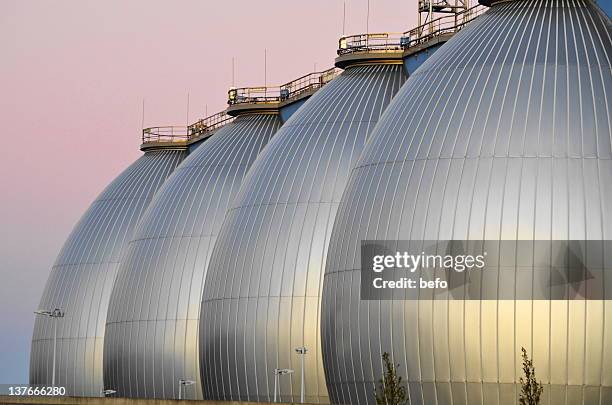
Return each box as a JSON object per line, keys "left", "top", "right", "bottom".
{"left": 199, "top": 64, "right": 406, "bottom": 403}
{"left": 103, "top": 114, "right": 281, "bottom": 399}
{"left": 30, "top": 149, "right": 186, "bottom": 396}
{"left": 321, "top": 1, "right": 612, "bottom": 405}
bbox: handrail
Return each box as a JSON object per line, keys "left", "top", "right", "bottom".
{"left": 142, "top": 126, "right": 190, "bottom": 145}
{"left": 228, "top": 86, "right": 279, "bottom": 105}
{"left": 281, "top": 67, "right": 339, "bottom": 102}
{"left": 338, "top": 32, "right": 407, "bottom": 56}
{"left": 402, "top": 4, "right": 487, "bottom": 48}
{"left": 337, "top": 4, "right": 487, "bottom": 56}
{"left": 142, "top": 111, "right": 234, "bottom": 146}
{"left": 188, "top": 111, "right": 235, "bottom": 139}
{"left": 228, "top": 67, "right": 340, "bottom": 106}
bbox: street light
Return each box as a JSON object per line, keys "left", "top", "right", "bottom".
{"left": 34, "top": 308, "right": 65, "bottom": 388}
{"left": 178, "top": 378, "right": 195, "bottom": 400}
{"left": 273, "top": 368, "right": 294, "bottom": 403}
{"left": 295, "top": 347, "right": 308, "bottom": 403}
{"left": 100, "top": 389, "right": 116, "bottom": 397}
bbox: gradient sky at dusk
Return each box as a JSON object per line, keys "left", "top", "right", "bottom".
{"left": 0, "top": 0, "right": 420, "bottom": 384}
{"left": 1, "top": 0, "right": 611, "bottom": 386}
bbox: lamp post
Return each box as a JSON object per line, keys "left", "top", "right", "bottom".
{"left": 34, "top": 308, "right": 65, "bottom": 388}
{"left": 295, "top": 347, "right": 307, "bottom": 403}
{"left": 272, "top": 368, "right": 294, "bottom": 403}
{"left": 178, "top": 378, "right": 195, "bottom": 400}
{"left": 100, "top": 389, "right": 116, "bottom": 397}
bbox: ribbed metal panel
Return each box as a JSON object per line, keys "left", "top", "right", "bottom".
{"left": 103, "top": 114, "right": 280, "bottom": 399}
{"left": 322, "top": 1, "right": 612, "bottom": 404}
{"left": 200, "top": 64, "right": 406, "bottom": 403}
{"left": 30, "top": 149, "right": 186, "bottom": 396}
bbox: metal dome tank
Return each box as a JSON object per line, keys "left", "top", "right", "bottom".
{"left": 30, "top": 136, "right": 186, "bottom": 396}
{"left": 198, "top": 49, "right": 407, "bottom": 402}
{"left": 321, "top": 1, "right": 612, "bottom": 404}
{"left": 102, "top": 89, "right": 297, "bottom": 399}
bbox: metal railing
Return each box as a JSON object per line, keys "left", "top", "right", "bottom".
{"left": 418, "top": 0, "right": 470, "bottom": 14}
{"left": 228, "top": 86, "right": 278, "bottom": 105}
{"left": 338, "top": 32, "right": 407, "bottom": 56}
{"left": 280, "top": 67, "right": 339, "bottom": 102}
{"left": 337, "top": 4, "right": 487, "bottom": 56}
{"left": 228, "top": 67, "right": 340, "bottom": 106}
{"left": 142, "top": 126, "right": 190, "bottom": 145}
{"left": 403, "top": 4, "right": 487, "bottom": 48}
{"left": 142, "top": 111, "right": 234, "bottom": 146}
{"left": 188, "top": 111, "right": 234, "bottom": 139}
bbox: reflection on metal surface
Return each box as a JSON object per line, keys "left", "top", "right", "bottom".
{"left": 322, "top": 1, "right": 612, "bottom": 404}
{"left": 200, "top": 63, "right": 406, "bottom": 404}
{"left": 30, "top": 149, "right": 186, "bottom": 396}
{"left": 104, "top": 114, "right": 281, "bottom": 399}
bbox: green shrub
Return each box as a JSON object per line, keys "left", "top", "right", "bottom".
{"left": 519, "top": 347, "right": 543, "bottom": 405}
{"left": 374, "top": 352, "right": 408, "bottom": 405}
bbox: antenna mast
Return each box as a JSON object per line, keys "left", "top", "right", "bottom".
{"left": 186, "top": 92, "right": 190, "bottom": 127}
{"left": 232, "top": 57, "right": 236, "bottom": 87}
{"left": 342, "top": 1, "right": 346, "bottom": 35}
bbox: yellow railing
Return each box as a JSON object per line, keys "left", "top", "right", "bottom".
{"left": 228, "top": 86, "right": 277, "bottom": 105}
{"left": 142, "top": 112, "right": 234, "bottom": 146}
{"left": 280, "top": 67, "right": 339, "bottom": 102}
{"left": 338, "top": 32, "right": 407, "bottom": 56}
{"left": 228, "top": 67, "right": 340, "bottom": 106}
{"left": 142, "top": 126, "right": 190, "bottom": 145}
{"left": 403, "top": 4, "right": 487, "bottom": 48}
{"left": 188, "top": 111, "right": 235, "bottom": 139}
{"left": 337, "top": 4, "right": 487, "bottom": 55}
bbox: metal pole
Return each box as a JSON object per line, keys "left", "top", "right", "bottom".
{"left": 52, "top": 318, "right": 57, "bottom": 388}
{"left": 342, "top": 1, "right": 346, "bottom": 35}
{"left": 273, "top": 372, "right": 278, "bottom": 403}
{"left": 186, "top": 93, "right": 190, "bottom": 128}
{"left": 455, "top": 0, "right": 459, "bottom": 26}
{"left": 264, "top": 49, "right": 267, "bottom": 89}
{"left": 300, "top": 353, "right": 305, "bottom": 403}
{"left": 295, "top": 348, "right": 307, "bottom": 403}
{"left": 34, "top": 309, "right": 64, "bottom": 389}
{"left": 141, "top": 98, "right": 145, "bottom": 129}
{"left": 177, "top": 379, "right": 194, "bottom": 400}
{"left": 429, "top": 0, "right": 433, "bottom": 35}
{"left": 366, "top": 0, "right": 370, "bottom": 33}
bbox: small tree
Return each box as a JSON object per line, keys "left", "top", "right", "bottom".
{"left": 374, "top": 352, "right": 408, "bottom": 405}
{"left": 519, "top": 347, "right": 543, "bottom": 405}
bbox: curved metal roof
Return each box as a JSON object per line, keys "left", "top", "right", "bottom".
{"left": 322, "top": 0, "right": 612, "bottom": 404}
{"left": 30, "top": 149, "right": 185, "bottom": 396}
{"left": 103, "top": 113, "right": 281, "bottom": 399}
{"left": 200, "top": 63, "right": 406, "bottom": 403}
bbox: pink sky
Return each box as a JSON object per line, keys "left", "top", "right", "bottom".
{"left": 0, "top": 0, "right": 418, "bottom": 383}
